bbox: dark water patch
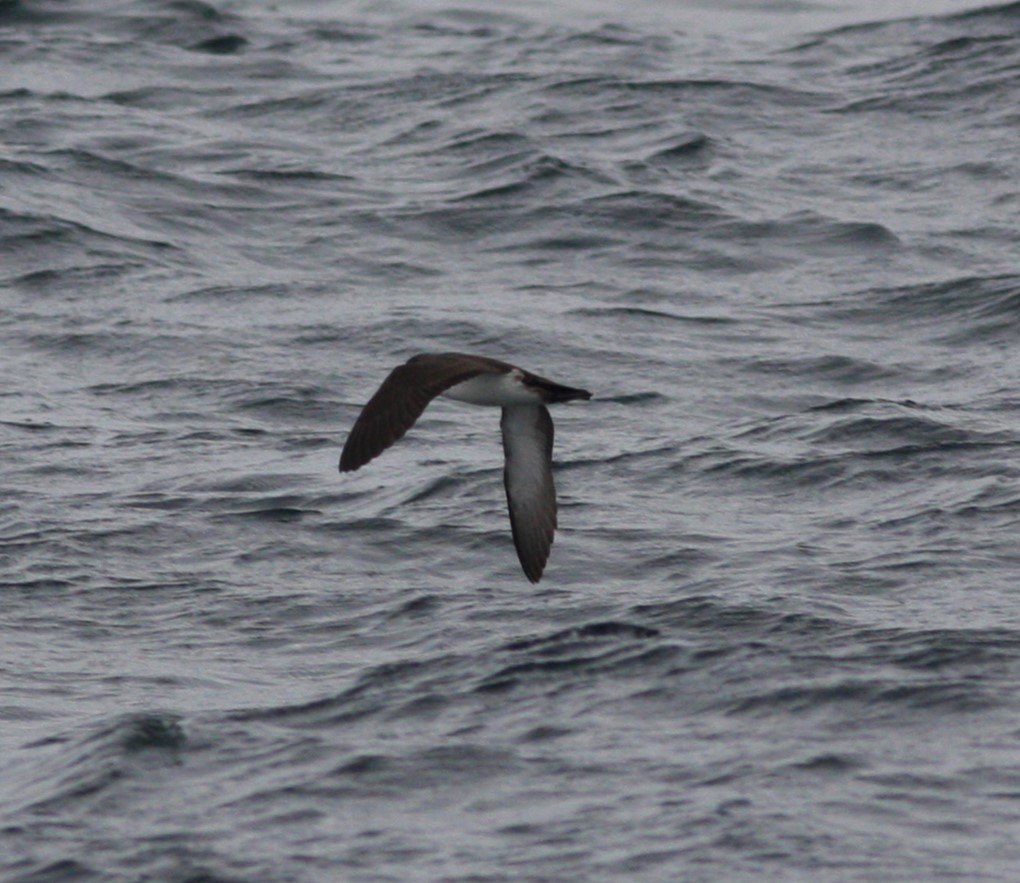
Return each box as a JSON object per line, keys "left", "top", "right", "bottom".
{"left": 524, "top": 232, "right": 620, "bottom": 251}
{"left": 217, "top": 505, "right": 310, "bottom": 524}
{"left": 305, "top": 23, "right": 380, "bottom": 44}
{"left": 727, "top": 678, "right": 996, "bottom": 717}
{"left": 324, "top": 743, "right": 525, "bottom": 800}
{"left": 947, "top": 0, "right": 1020, "bottom": 21}
{"left": 329, "top": 317, "right": 499, "bottom": 357}
{"left": 574, "top": 441, "right": 678, "bottom": 473}
{"left": 642, "top": 542, "right": 719, "bottom": 572}
{"left": 408, "top": 7, "right": 525, "bottom": 39}
{"left": 739, "top": 354, "right": 898, "bottom": 385}
{"left": 707, "top": 400, "right": 1017, "bottom": 492}
{"left": 2, "top": 577, "right": 79, "bottom": 592}
{"left": 476, "top": 644, "right": 679, "bottom": 694}
{"left": 798, "top": 398, "right": 1015, "bottom": 456}
{"left": 804, "top": 4, "right": 1020, "bottom": 117}
{"left": 2, "top": 859, "right": 102, "bottom": 883}
{"left": 383, "top": 188, "right": 719, "bottom": 249}
{"left": 834, "top": 275, "right": 1020, "bottom": 345}
{"left": 232, "top": 621, "right": 670, "bottom": 724}
{"left": 805, "top": 413, "right": 978, "bottom": 449}
{"left": 89, "top": 376, "right": 229, "bottom": 398}
{"left": 403, "top": 474, "right": 467, "bottom": 505}
{"left": 115, "top": 713, "right": 187, "bottom": 752}
{"left": 95, "top": 576, "right": 228, "bottom": 594}
{"left": 0, "top": 419, "right": 64, "bottom": 434}
{"left": 791, "top": 752, "right": 864, "bottom": 774}
{"left": 840, "top": 34, "right": 1016, "bottom": 87}
{"left": 377, "top": 201, "right": 538, "bottom": 244}
{"left": 850, "top": 627, "right": 1020, "bottom": 673}
{"left": 581, "top": 190, "right": 726, "bottom": 232}
{"left": 0, "top": 205, "right": 164, "bottom": 250}
{"left": 644, "top": 131, "right": 711, "bottom": 165}
{"left": 12, "top": 713, "right": 186, "bottom": 818}
{"left": 697, "top": 438, "right": 1017, "bottom": 495}
{"left": 33, "top": 147, "right": 263, "bottom": 211}
{"left": 806, "top": 396, "right": 926, "bottom": 414}
{"left": 357, "top": 743, "right": 518, "bottom": 783}
{"left": 219, "top": 167, "right": 356, "bottom": 188}
{"left": 0, "top": 212, "right": 178, "bottom": 281}
{"left": 231, "top": 389, "right": 336, "bottom": 423}
{"left": 946, "top": 488, "right": 1020, "bottom": 525}
{"left": 502, "top": 621, "right": 660, "bottom": 652}
{"left": 165, "top": 283, "right": 288, "bottom": 303}
{"left": 0, "top": 156, "right": 48, "bottom": 177}
{"left": 722, "top": 211, "right": 900, "bottom": 254}
{"left": 439, "top": 129, "right": 532, "bottom": 159}
{"left": 449, "top": 153, "right": 610, "bottom": 203}
{"left": 696, "top": 449, "right": 851, "bottom": 491}
{"left": 554, "top": 22, "right": 672, "bottom": 50}
{"left": 232, "top": 657, "right": 453, "bottom": 727}
{"left": 321, "top": 515, "right": 407, "bottom": 535}
{"left": 924, "top": 33, "right": 1016, "bottom": 62}
{"left": 625, "top": 76, "right": 829, "bottom": 109}
{"left": 0, "top": 0, "right": 84, "bottom": 25}
{"left": 384, "top": 593, "right": 442, "bottom": 620}
{"left": 665, "top": 615, "right": 1020, "bottom": 719}
{"left": 202, "top": 87, "right": 339, "bottom": 121}
{"left": 631, "top": 595, "right": 848, "bottom": 640}
{"left": 519, "top": 725, "right": 573, "bottom": 742}
{"left": 180, "top": 426, "right": 270, "bottom": 442}
{"left": 0, "top": 88, "right": 35, "bottom": 103}
{"left": 345, "top": 69, "right": 528, "bottom": 117}
{"left": 97, "top": 86, "right": 207, "bottom": 110}
{"left": 191, "top": 33, "right": 246, "bottom": 55}
{"left": 476, "top": 622, "right": 672, "bottom": 693}
{"left": 188, "top": 473, "right": 307, "bottom": 495}
{"left": 9, "top": 261, "right": 143, "bottom": 294}
{"left": 804, "top": 1, "right": 1020, "bottom": 48}
{"left": 544, "top": 75, "right": 828, "bottom": 112}
{"left": 100, "top": 0, "right": 244, "bottom": 51}
{"left": 44, "top": 147, "right": 180, "bottom": 184}
{"left": 570, "top": 306, "right": 739, "bottom": 326}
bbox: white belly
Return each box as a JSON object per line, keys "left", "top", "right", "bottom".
{"left": 443, "top": 371, "right": 540, "bottom": 406}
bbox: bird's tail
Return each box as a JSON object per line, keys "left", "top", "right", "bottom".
{"left": 532, "top": 378, "right": 593, "bottom": 403}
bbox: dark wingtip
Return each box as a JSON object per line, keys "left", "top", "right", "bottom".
{"left": 520, "top": 556, "right": 545, "bottom": 583}
{"left": 338, "top": 440, "right": 368, "bottom": 473}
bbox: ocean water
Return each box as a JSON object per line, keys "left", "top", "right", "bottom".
{"left": 3, "top": 0, "right": 1020, "bottom": 879}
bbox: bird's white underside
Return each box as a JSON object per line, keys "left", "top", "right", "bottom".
{"left": 442, "top": 370, "right": 541, "bottom": 406}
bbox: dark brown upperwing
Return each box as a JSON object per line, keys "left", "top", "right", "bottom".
{"left": 339, "top": 354, "right": 501, "bottom": 472}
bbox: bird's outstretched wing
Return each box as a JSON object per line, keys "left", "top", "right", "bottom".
{"left": 339, "top": 354, "right": 501, "bottom": 472}
{"left": 500, "top": 404, "right": 557, "bottom": 583}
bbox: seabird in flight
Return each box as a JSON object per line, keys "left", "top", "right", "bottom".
{"left": 339, "top": 353, "right": 592, "bottom": 582}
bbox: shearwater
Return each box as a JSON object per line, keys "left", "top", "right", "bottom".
{"left": 339, "top": 353, "right": 592, "bottom": 582}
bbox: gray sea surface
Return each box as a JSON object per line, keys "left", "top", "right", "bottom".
{"left": 3, "top": 0, "right": 1020, "bottom": 880}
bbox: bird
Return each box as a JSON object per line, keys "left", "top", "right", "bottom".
{"left": 339, "top": 353, "right": 592, "bottom": 582}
